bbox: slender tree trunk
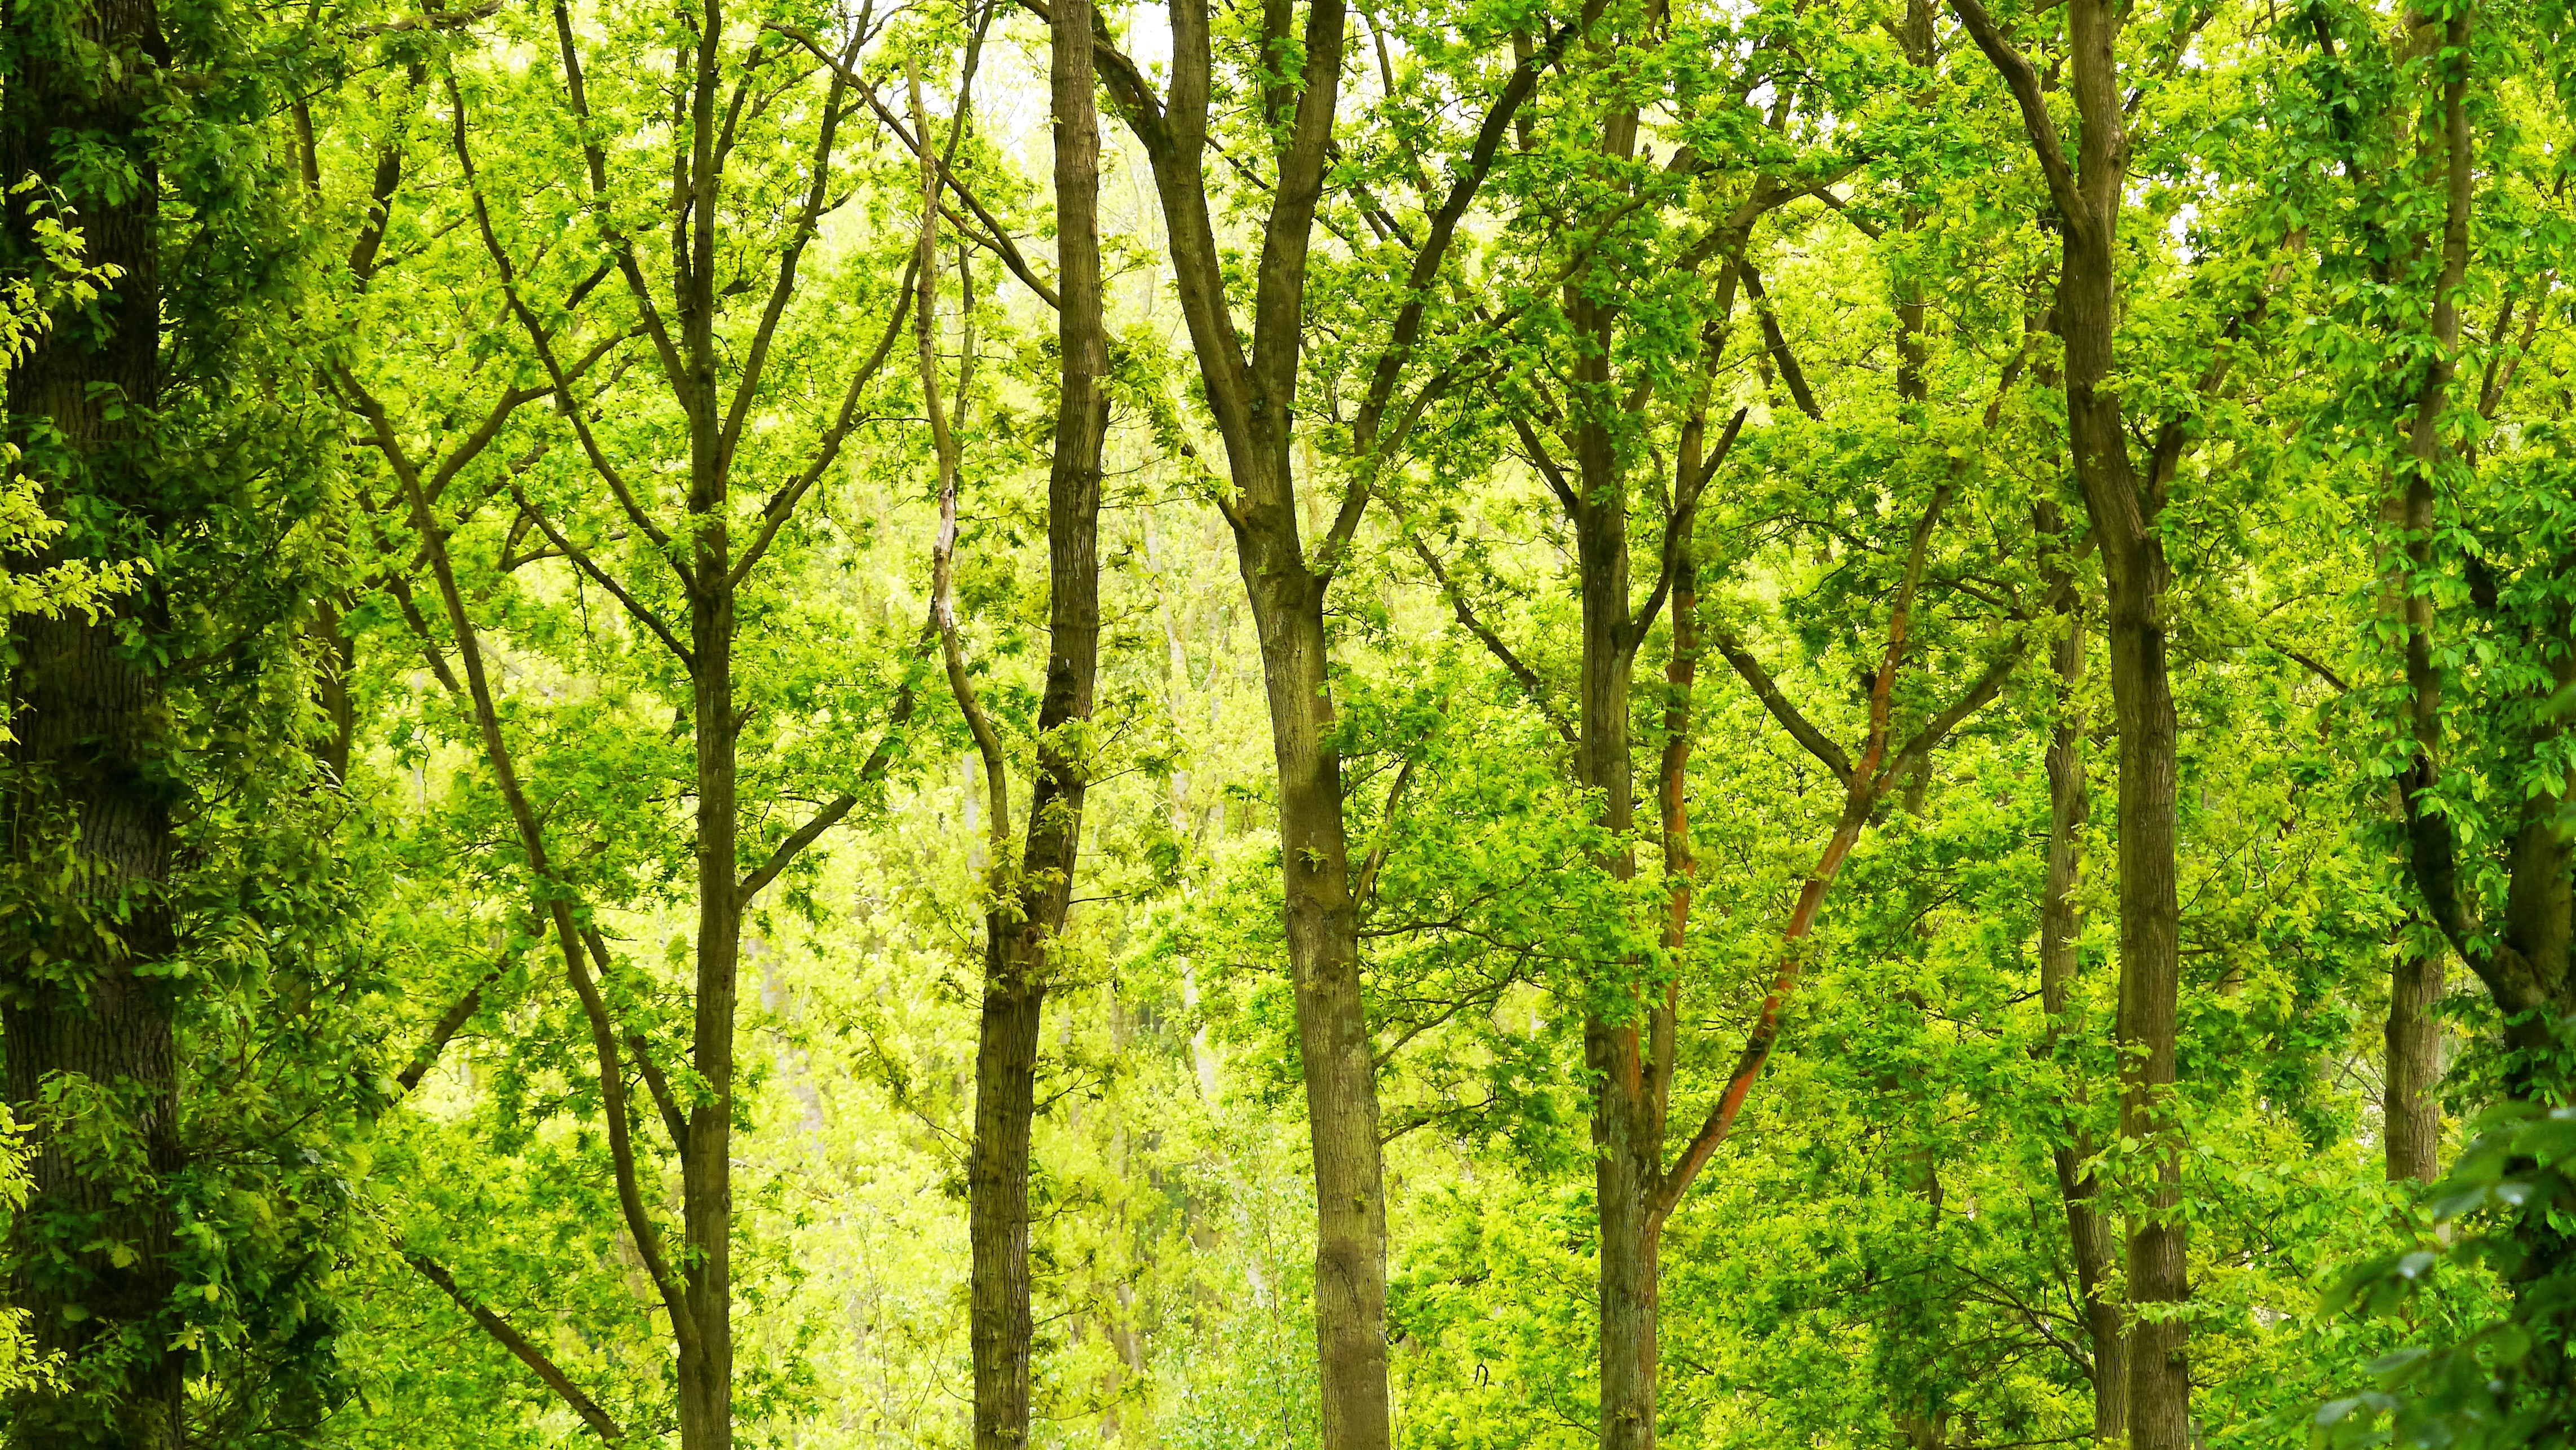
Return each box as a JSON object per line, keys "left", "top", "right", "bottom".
{"left": 1, "top": 0, "right": 187, "bottom": 1440}
{"left": 2381, "top": 8, "right": 2468, "bottom": 1195}
{"left": 1580, "top": 485, "right": 1660, "bottom": 1450}
{"left": 678, "top": 519, "right": 737, "bottom": 1450}
{"left": 2034, "top": 541, "right": 2126, "bottom": 1438}
{"left": 1579, "top": 469, "right": 1654, "bottom": 1449}
{"left": 1162, "top": 0, "right": 1391, "bottom": 1431}
{"left": 968, "top": 1, "right": 1110, "bottom": 1440}
{"left": 675, "top": 19, "right": 736, "bottom": 1434}
{"left": 1557, "top": 73, "right": 1664, "bottom": 1448}
{"left": 2092, "top": 425, "right": 2190, "bottom": 1450}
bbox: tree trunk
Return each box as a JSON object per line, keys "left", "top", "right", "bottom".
{"left": 1, "top": 0, "right": 188, "bottom": 1440}
{"left": 2382, "top": 8, "right": 2471, "bottom": 1196}
{"left": 969, "top": 1, "right": 1110, "bottom": 1439}
{"left": 1124, "top": 0, "right": 1390, "bottom": 1434}
{"left": 2384, "top": 939, "right": 2444, "bottom": 1184}
{"left": 2034, "top": 546, "right": 2126, "bottom": 1439}
{"left": 2093, "top": 435, "right": 2190, "bottom": 1450}
{"left": 677, "top": 20, "right": 737, "bottom": 1434}
{"left": 1558, "top": 72, "right": 1663, "bottom": 1447}
{"left": 678, "top": 525, "right": 737, "bottom": 1450}
{"left": 1240, "top": 559, "right": 1388, "bottom": 1450}
{"left": 1580, "top": 471, "right": 1659, "bottom": 1450}
{"left": 2048, "top": 3, "right": 2190, "bottom": 1438}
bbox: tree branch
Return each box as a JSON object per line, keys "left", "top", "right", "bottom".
{"left": 717, "top": 25, "right": 867, "bottom": 482}
{"left": 1407, "top": 532, "right": 1578, "bottom": 747}
{"left": 445, "top": 67, "right": 687, "bottom": 586}
{"left": 1629, "top": 408, "right": 1748, "bottom": 649}
{"left": 392, "top": 952, "right": 515, "bottom": 1098}
{"left": 405, "top": 1251, "right": 626, "bottom": 1443}
{"left": 726, "top": 248, "right": 920, "bottom": 590}
{"left": 512, "top": 488, "right": 695, "bottom": 673}
{"left": 1706, "top": 624, "right": 1855, "bottom": 786}
{"left": 550, "top": 0, "right": 686, "bottom": 396}
{"left": 1946, "top": 0, "right": 2089, "bottom": 237}
{"left": 803, "top": 54, "right": 1066, "bottom": 311}
{"left": 739, "top": 795, "right": 856, "bottom": 906}
{"left": 1740, "top": 259, "right": 1821, "bottom": 421}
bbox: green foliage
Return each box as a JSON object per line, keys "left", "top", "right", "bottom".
{"left": 2320, "top": 1100, "right": 2576, "bottom": 1448}
{"left": 9, "top": 0, "right": 2575, "bottom": 1443}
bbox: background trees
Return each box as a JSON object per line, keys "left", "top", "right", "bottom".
{"left": 3, "top": 0, "right": 2573, "bottom": 1445}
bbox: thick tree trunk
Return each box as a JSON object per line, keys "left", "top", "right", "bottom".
{"left": 2048, "top": 4, "right": 2191, "bottom": 1439}
{"left": 1240, "top": 565, "right": 1388, "bottom": 1450}
{"left": 2094, "top": 459, "right": 2190, "bottom": 1450}
{"left": 2, "top": 0, "right": 188, "bottom": 1440}
{"left": 970, "top": 978, "right": 1042, "bottom": 1450}
{"left": 2034, "top": 553, "right": 2127, "bottom": 1439}
{"left": 2384, "top": 940, "right": 2444, "bottom": 1184}
{"left": 969, "top": 2, "right": 1109, "bottom": 1440}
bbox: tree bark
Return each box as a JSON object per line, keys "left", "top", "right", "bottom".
{"left": 2384, "top": 939, "right": 2444, "bottom": 1184}
{"left": 1086, "top": 0, "right": 1389, "bottom": 1439}
{"left": 1, "top": 0, "right": 187, "bottom": 1440}
{"left": 1947, "top": 2, "right": 2192, "bottom": 1438}
{"left": 2384, "top": 18, "right": 2469, "bottom": 1205}
{"left": 1563, "top": 89, "right": 1658, "bottom": 1440}
{"left": 2033, "top": 533, "right": 2126, "bottom": 1439}
{"left": 967, "top": 0, "right": 1110, "bottom": 1440}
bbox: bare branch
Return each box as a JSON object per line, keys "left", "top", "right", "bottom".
{"left": 392, "top": 951, "right": 515, "bottom": 1098}
{"left": 1629, "top": 408, "right": 1748, "bottom": 648}
{"left": 740, "top": 795, "right": 856, "bottom": 905}
{"left": 719, "top": 26, "right": 867, "bottom": 478}
{"left": 444, "top": 68, "right": 687, "bottom": 584}
{"left": 1507, "top": 414, "right": 1581, "bottom": 515}
{"left": 1353, "top": 756, "right": 1418, "bottom": 913}
{"left": 726, "top": 249, "right": 920, "bottom": 590}
{"left": 1946, "top": 0, "right": 2089, "bottom": 237}
{"left": 1740, "top": 259, "right": 1821, "bottom": 421}
{"left": 1407, "top": 533, "right": 1577, "bottom": 747}
{"left": 405, "top": 1252, "right": 626, "bottom": 1443}
{"left": 513, "top": 488, "right": 696, "bottom": 673}
{"left": 550, "top": 0, "right": 686, "bottom": 395}
{"left": 1347, "top": 0, "right": 1608, "bottom": 460}
{"left": 792, "top": 46, "right": 1066, "bottom": 311}
{"left": 1706, "top": 624, "right": 1855, "bottom": 786}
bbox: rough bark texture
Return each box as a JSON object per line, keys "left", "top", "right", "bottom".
{"left": 2384, "top": 941, "right": 2445, "bottom": 1184}
{"left": 1948, "top": 1, "right": 2191, "bottom": 1439}
{"left": 1086, "top": 1, "right": 1389, "bottom": 1440}
{"left": 1565, "top": 83, "right": 1658, "bottom": 1450}
{"left": 2, "top": 0, "right": 188, "bottom": 1440}
{"left": 967, "top": 2, "right": 1110, "bottom": 1441}
{"left": 675, "top": 24, "right": 738, "bottom": 1441}
{"left": 2034, "top": 532, "right": 2127, "bottom": 1439}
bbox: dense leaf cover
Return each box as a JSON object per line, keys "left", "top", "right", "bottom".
{"left": 3, "top": 0, "right": 2574, "bottom": 1445}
